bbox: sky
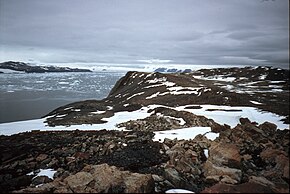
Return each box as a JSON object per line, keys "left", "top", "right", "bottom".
{"left": 0, "top": 0, "right": 289, "bottom": 68}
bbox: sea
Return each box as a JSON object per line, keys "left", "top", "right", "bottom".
{"left": 0, "top": 71, "right": 125, "bottom": 123}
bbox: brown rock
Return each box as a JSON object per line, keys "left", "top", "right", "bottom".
{"left": 209, "top": 142, "right": 241, "bottom": 168}
{"left": 36, "top": 154, "right": 48, "bottom": 162}
{"left": 259, "top": 122, "right": 277, "bottom": 134}
{"left": 244, "top": 123, "right": 266, "bottom": 136}
{"left": 13, "top": 181, "right": 59, "bottom": 193}
{"left": 164, "top": 167, "right": 185, "bottom": 187}
{"left": 275, "top": 154, "right": 289, "bottom": 179}
{"left": 73, "top": 152, "right": 90, "bottom": 160}
{"left": 14, "top": 164, "right": 154, "bottom": 193}
{"left": 260, "top": 147, "right": 286, "bottom": 163}
{"left": 31, "top": 175, "right": 53, "bottom": 186}
{"left": 239, "top": 117, "right": 251, "bottom": 125}
{"left": 83, "top": 163, "right": 154, "bottom": 193}
{"left": 200, "top": 182, "right": 275, "bottom": 193}
{"left": 124, "top": 172, "right": 155, "bottom": 193}
{"left": 248, "top": 176, "right": 275, "bottom": 188}
{"left": 64, "top": 171, "right": 94, "bottom": 191}
{"left": 203, "top": 161, "right": 242, "bottom": 184}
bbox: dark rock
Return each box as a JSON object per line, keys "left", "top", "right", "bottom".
{"left": 0, "top": 61, "right": 92, "bottom": 73}
{"left": 31, "top": 175, "right": 53, "bottom": 186}
{"left": 239, "top": 117, "right": 251, "bottom": 125}
{"left": 201, "top": 182, "right": 275, "bottom": 193}
{"left": 99, "top": 141, "right": 168, "bottom": 172}
{"left": 164, "top": 167, "right": 186, "bottom": 187}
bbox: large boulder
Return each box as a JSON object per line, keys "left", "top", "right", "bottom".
{"left": 200, "top": 182, "right": 275, "bottom": 193}
{"left": 208, "top": 142, "right": 241, "bottom": 169}
{"left": 13, "top": 164, "right": 154, "bottom": 193}
{"left": 203, "top": 161, "right": 242, "bottom": 184}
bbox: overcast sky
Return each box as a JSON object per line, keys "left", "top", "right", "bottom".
{"left": 0, "top": 0, "right": 289, "bottom": 68}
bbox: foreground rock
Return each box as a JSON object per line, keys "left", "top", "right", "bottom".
{"left": 14, "top": 164, "right": 154, "bottom": 193}
{"left": 1, "top": 118, "right": 288, "bottom": 193}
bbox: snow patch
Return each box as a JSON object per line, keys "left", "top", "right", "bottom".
{"left": 259, "top": 74, "right": 267, "bottom": 80}
{"left": 176, "top": 104, "right": 288, "bottom": 129}
{"left": 91, "top": 111, "right": 106, "bottom": 114}
{"left": 27, "top": 169, "right": 57, "bottom": 180}
{"left": 193, "top": 75, "right": 236, "bottom": 82}
{"left": 0, "top": 104, "right": 288, "bottom": 136}
{"left": 146, "top": 92, "right": 161, "bottom": 99}
{"left": 250, "top": 100, "right": 263, "bottom": 105}
{"left": 204, "top": 149, "right": 209, "bottom": 158}
{"left": 127, "top": 92, "right": 145, "bottom": 100}
{"left": 63, "top": 107, "right": 73, "bottom": 111}
{"left": 165, "top": 189, "right": 194, "bottom": 193}
{"left": 156, "top": 113, "right": 186, "bottom": 125}
{"left": 153, "top": 127, "right": 218, "bottom": 142}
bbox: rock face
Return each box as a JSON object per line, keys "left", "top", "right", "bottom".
{"left": 0, "top": 61, "right": 92, "bottom": 73}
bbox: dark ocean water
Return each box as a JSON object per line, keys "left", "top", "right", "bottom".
{"left": 0, "top": 72, "right": 125, "bottom": 123}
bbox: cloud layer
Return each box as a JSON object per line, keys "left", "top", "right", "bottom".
{"left": 0, "top": 0, "right": 288, "bottom": 68}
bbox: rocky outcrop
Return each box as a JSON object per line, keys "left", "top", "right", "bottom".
{"left": 117, "top": 107, "right": 226, "bottom": 132}
{"left": 203, "top": 142, "right": 242, "bottom": 184}
{"left": 0, "top": 61, "right": 91, "bottom": 73}
{"left": 199, "top": 118, "right": 289, "bottom": 193}
{"left": 14, "top": 164, "right": 154, "bottom": 193}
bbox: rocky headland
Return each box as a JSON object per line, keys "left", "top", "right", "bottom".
{"left": 0, "top": 66, "right": 289, "bottom": 193}
{"left": 0, "top": 61, "right": 92, "bottom": 73}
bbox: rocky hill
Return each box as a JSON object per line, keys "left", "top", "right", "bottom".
{"left": 44, "top": 66, "right": 289, "bottom": 127}
{"left": 0, "top": 61, "right": 92, "bottom": 73}
{"left": 0, "top": 66, "right": 289, "bottom": 193}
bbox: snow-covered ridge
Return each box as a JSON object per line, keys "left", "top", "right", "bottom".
{"left": 0, "top": 104, "right": 288, "bottom": 136}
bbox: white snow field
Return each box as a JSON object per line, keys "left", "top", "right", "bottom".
{"left": 0, "top": 104, "right": 288, "bottom": 137}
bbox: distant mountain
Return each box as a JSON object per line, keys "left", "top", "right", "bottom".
{"left": 154, "top": 67, "right": 192, "bottom": 73}
{"left": 0, "top": 61, "right": 92, "bottom": 73}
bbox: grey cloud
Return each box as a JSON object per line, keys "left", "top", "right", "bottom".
{"left": 0, "top": 0, "right": 288, "bottom": 68}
